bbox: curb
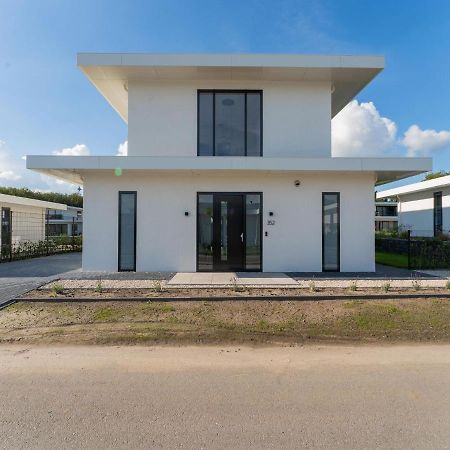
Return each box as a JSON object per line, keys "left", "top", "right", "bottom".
{"left": 0, "top": 299, "right": 17, "bottom": 310}
{"left": 13, "top": 293, "right": 450, "bottom": 303}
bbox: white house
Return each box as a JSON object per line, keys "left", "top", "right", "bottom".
{"left": 0, "top": 193, "right": 66, "bottom": 249}
{"left": 47, "top": 206, "right": 83, "bottom": 237}
{"left": 377, "top": 175, "right": 450, "bottom": 237}
{"left": 27, "top": 53, "right": 431, "bottom": 272}
{"left": 375, "top": 199, "right": 398, "bottom": 232}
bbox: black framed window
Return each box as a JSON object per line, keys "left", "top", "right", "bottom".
{"left": 322, "top": 193, "right": 340, "bottom": 272}
{"left": 434, "top": 191, "right": 443, "bottom": 237}
{"left": 197, "top": 90, "right": 262, "bottom": 156}
{"left": 118, "top": 191, "right": 137, "bottom": 272}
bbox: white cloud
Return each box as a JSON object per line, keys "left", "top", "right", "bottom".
{"left": 0, "top": 139, "right": 81, "bottom": 193}
{"left": 52, "top": 143, "right": 90, "bottom": 156}
{"left": 401, "top": 125, "right": 450, "bottom": 157}
{"left": 0, "top": 140, "right": 22, "bottom": 181}
{"left": 0, "top": 170, "right": 21, "bottom": 181}
{"left": 332, "top": 100, "right": 397, "bottom": 157}
{"left": 116, "top": 140, "right": 128, "bottom": 156}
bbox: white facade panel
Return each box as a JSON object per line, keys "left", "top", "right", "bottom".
{"left": 128, "top": 80, "right": 331, "bottom": 158}
{"left": 398, "top": 186, "right": 450, "bottom": 237}
{"left": 82, "top": 172, "right": 375, "bottom": 272}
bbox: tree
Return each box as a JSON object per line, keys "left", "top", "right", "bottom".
{"left": 424, "top": 171, "right": 450, "bottom": 181}
{"left": 0, "top": 186, "right": 83, "bottom": 207}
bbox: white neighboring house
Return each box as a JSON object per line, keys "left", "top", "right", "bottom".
{"left": 0, "top": 194, "right": 66, "bottom": 248}
{"left": 27, "top": 53, "right": 431, "bottom": 273}
{"left": 375, "top": 199, "right": 398, "bottom": 232}
{"left": 377, "top": 175, "right": 450, "bottom": 237}
{"left": 47, "top": 206, "right": 83, "bottom": 237}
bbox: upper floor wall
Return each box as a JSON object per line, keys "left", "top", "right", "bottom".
{"left": 128, "top": 79, "right": 332, "bottom": 158}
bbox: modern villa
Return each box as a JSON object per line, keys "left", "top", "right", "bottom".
{"left": 377, "top": 175, "right": 450, "bottom": 237}
{"left": 27, "top": 53, "right": 431, "bottom": 272}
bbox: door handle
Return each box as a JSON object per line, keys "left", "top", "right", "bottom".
{"left": 240, "top": 233, "right": 244, "bottom": 243}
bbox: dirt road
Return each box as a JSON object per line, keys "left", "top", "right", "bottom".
{"left": 1, "top": 344, "right": 450, "bottom": 449}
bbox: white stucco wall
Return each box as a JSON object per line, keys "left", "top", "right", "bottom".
{"left": 398, "top": 186, "right": 450, "bottom": 236}
{"left": 128, "top": 80, "right": 331, "bottom": 158}
{"left": 82, "top": 171, "right": 375, "bottom": 272}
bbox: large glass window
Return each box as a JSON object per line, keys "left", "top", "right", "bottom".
{"left": 118, "top": 192, "right": 136, "bottom": 271}
{"left": 198, "top": 91, "right": 262, "bottom": 156}
{"left": 322, "top": 193, "right": 340, "bottom": 272}
{"left": 434, "top": 191, "right": 443, "bottom": 237}
{"left": 197, "top": 194, "right": 213, "bottom": 271}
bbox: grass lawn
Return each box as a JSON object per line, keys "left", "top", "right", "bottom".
{"left": 376, "top": 251, "right": 409, "bottom": 268}
{"left": 1, "top": 297, "right": 449, "bottom": 345}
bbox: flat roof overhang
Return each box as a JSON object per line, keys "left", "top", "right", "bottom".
{"left": 377, "top": 174, "right": 450, "bottom": 199}
{"left": 27, "top": 156, "right": 431, "bottom": 186}
{"left": 77, "top": 53, "right": 385, "bottom": 122}
{"left": 0, "top": 193, "right": 67, "bottom": 210}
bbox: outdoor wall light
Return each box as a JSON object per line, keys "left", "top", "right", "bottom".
{"left": 185, "top": 211, "right": 190, "bottom": 216}
{"left": 269, "top": 211, "right": 274, "bottom": 216}
{"left": 294, "top": 180, "right": 301, "bottom": 187}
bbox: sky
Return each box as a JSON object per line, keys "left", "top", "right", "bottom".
{"left": 1, "top": 0, "right": 450, "bottom": 193}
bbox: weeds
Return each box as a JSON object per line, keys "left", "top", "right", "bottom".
{"left": 348, "top": 281, "right": 357, "bottom": 292}
{"left": 381, "top": 282, "right": 391, "bottom": 293}
{"left": 308, "top": 281, "right": 317, "bottom": 292}
{"left": 93, "top": 307, "right": 117, "bottom": 321}
{"left": 446, "top": 280, "right": 450, "bottom": 289}
{"left": 412, "top": 280, "right": 422, "bottom": 291}
{"left": 51, "top": 283, "right": 64, "bottom": 296}
{"left": 152, "top": 280, "right": 165, "bottom": 293}
{"left": 95, "top": 279, "right": 103, "bottom": 293}
{"left": 232, "top": 277, "right": 247, "bottom": 292}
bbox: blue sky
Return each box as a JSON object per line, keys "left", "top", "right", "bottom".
{"left": 1, "top": 0, "right": 449, "bottom": 192}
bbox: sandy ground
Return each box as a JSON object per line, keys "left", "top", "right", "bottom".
{"left": 0, "top": 344, "right": 449, "bottom": 449}
{"left": 2, "top": 298, "right": 450, "bottom": 345}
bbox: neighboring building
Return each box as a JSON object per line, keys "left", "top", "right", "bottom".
{"left": 377, "top": 175, "right": 450, "bottom": 237}
{"left": 47, "top": 206, "right": 83, "bottom": 236}
{"left": 375, "top": 198, "right": 398, "bottom": 232}
{"left": 0, "top": 193, "right": 66, "bottom": 249}
{"left": 27, "top": 53, "right": 431, "bottom": 272}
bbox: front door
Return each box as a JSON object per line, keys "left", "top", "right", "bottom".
{"left": 213, "top": 194, "right": 244, "bottom": 271}
{"left": 197, "top": 193, "right": 262, "bottom": 272}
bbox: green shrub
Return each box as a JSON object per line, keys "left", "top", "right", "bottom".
{"left": 51, "top": 283, "right": 64, "bottom": 295}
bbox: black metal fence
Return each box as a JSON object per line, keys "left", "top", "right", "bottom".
{"left": 0, "top": 210, "right": 82, "bottom": 263}
{"left": 376, "top": 230, "right": 450, "bottom": 269}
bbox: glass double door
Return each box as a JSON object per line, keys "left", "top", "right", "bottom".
{"left": 197, "top": 193, "right": 262, "bottom": 272}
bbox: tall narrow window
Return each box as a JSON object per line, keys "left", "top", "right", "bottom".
{"left": 434, "top": 191, "right": 443, "bottom": 237}
{"left": 322, "top": 193, "right": 340, "bottom": 272}
{"left": 118, "top": 192, "right": 136, "bottom": 271}
{"left": 197, "top": 194, "right": 213, "bottom": 271}
{"left": 245, "top": 194, "right": 262, "bottom": 270}
{"left": 197, "top": 91, "right": 262, "bottom": 156}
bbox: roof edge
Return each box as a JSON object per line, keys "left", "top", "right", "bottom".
{"left": 377, "top": 174, "right": 450, "bottom": 199}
